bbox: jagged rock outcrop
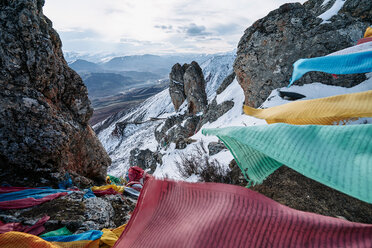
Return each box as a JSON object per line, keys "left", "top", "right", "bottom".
{"left": 0, "top": 0, "right": 110, "bottom": 186}
{"left": 234, "top": 0, "right": 369, "bottom": 107}
{"left": 169, "top": 63, "right": 187, "bottom": 111}
{"left": 128, "top": 148, "right": 162, "bottom": 173}
{"left": 169, "top": 62, "right": 208, "bottom": 114}
{"left": 199, "top": 98, "right": 234, "bottom": 127}
{"left": 183, "top": 62, "right": 208, "bottom": 114}
{"left": 207, "top": 142, "right": 227, "bottom": 156}
{"left": 155, "top": 114, "right": 200, "bottom": 150}
{"left": 216, "top": 72, "right": 235, "bottom": 95}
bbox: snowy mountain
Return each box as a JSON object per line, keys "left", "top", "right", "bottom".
{"left": 96, "top": 48, "right": 372, "bottom": 180}
{"left": 94, "top": 51, "right": 235, "bottom": 176}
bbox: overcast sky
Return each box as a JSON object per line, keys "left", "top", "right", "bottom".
{"left": 44, "top": 0, "right": 305, "bottom": 55}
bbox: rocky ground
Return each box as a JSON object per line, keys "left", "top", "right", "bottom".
{"left": 0, "top": 190, "right": 136, "bottom": 234}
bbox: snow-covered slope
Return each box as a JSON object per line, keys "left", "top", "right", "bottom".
{"left": 155, "top": 73, "right": 372, "bottom": 180}
{"left": 96, "top": 49, "right": 372, "bottom": 179}
{"left": 95, "top": 52, "right": 235, "bottom": 176}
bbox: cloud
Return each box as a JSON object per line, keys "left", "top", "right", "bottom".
{"left": 154, "top": 25, "right": 173, "bottom": 30}
{"left": 213, "top": 23, "right": 243, "bottom": 35}
{"left": 180, "top": 23, "right": 211, "bottom": 37}
{"left": 44, "top": 0, "right": 306, "bottom": 55}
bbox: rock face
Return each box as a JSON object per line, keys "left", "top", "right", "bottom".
{"left": 155, "top": 114, "right": 200, "bottom": 150}
{"left": 128, "top": 148, "right": 162, "bottom": 173}
{"left": 0, "top": 0, "right": 110, "bottom": 186}
{"left": 216, "top": 72, "right": 235, "bottom": 95}
{"left": 169, "top": 62, "right": 208, "bottom": 114}
{"left": 234, "top": 0, "right": 369, "bottom": 107}
{"left": 169, "top": 63, "right": 186, "bottom": 111}
{"left": 183, "top": 62, "right": 208, "bottom": 114}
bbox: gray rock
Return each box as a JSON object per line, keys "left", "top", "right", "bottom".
{"left": 234, "top": 0, "right": 368, "bottom": 108}
{"left": 184, "top": 62, "right": 208, "bottom": 114}
{"left": 129, "top": 148, "right": 162, "bottom": 173}
{"left": 216, "top": 72, "right": 236, "bottom": 95}
{"left": 0, "top": 215, "right": 20, "bottom": 223}
{"left": 340, "top": 0, "right": 372, "bottom": 22}
{"left": 155, "top": 114, "right": 201, "bottom": 150}
{"left": 207, "top": 142, "right": 227, "bottom": 156}
{"left": 200, "top": 98, "right": 234, "bottom": 127}
{"left": 84, "top": 197, "right": 115, "bottom": 229}
{"left": 169, "top": 61, "right": 208, "bottom": 114}
{"left": 169, "top": 63, "right": 186, "bottom": 111}
{"left": 0, "top": 0, "right": 110, "bottom": 186}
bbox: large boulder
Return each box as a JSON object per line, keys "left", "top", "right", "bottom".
{"left": 169, "top": 61, "right": 208, "bottom": 114}
{"left": 234, "top": 0, "right": 369, "bottom": 107}
{"left": 0, "top": 0, "right": 110, "bottom": 186}
{"left": 183, "top": 62, "right": 208, "bottom": 114}
{"left": 169, "top": 63, "right": 186, "bottom": 111}
{"left": 155, "top": 114, "right": 200, "bottom": 150}
{"left": 128, "top": 148, "right": 162, "bottom": 173}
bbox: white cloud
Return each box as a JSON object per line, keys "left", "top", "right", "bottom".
{"left": 44, "top": 0, "right": 305, "bottom": 54}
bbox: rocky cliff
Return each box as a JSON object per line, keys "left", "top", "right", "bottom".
{"left": 234, "top": 0, "right": 371, "bottom": 107}
{"left": 169, "top": 61, "right": 208, "bottom": 114}
{"left": 0, "top": 0, "right": 110, "bottom": 187}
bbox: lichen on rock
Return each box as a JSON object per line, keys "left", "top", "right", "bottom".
{"left": 0, "top": 0, "right": 110, "bottom": 186}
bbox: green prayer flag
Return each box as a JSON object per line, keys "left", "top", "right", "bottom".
{"left": 202, "top": 123, "right": 372, "bottom": 203}
{"left": 40, "top": 226, "right": 72, "bottom": 237}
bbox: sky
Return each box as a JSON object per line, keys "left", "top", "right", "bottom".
{"left": 44, "top": 0, "right": 306, "bottom": 56}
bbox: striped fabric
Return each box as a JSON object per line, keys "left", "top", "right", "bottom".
{"left": 51, "top": 239, "right": 100, "bottom": 248}
{"left": 358, "top": 37, "right": 372, "bottom": 45}
{"left": 42, "top": 230, "right": 103, "bottom": 242}
{"left": 91, "top": 185, "right": 124, "bottom": 195}
{"left": 114, "top": 178, "right": 372, "bottom": 248}
{"left": 0, "top": 189, "right": 70, "bottom": 201}
{"left": 243, "top": 90, "right": 372, "bottom": 125}
{"left": 40, "top": 227, "right": 72, "bottom": 237}
{"left": 202, "top": 124, "right": 372, "bottom": 203}
{"left": 100, "top": 224, "right": 127, "bottom": 248}
{"left": 0, "top": 231, "right": 100, "bottom": 248}
{"left": 329, "top": 41, "right": 372, "bottom": 56}
{"left": 0, "top": 215, "right": 49, "bottom": 235}
{"left": 0, "top": 231, "right": 58, "bottom": 248}
{"left": 288, "top": 50, "right": 372, "bottom": 86}
{"left": 365, "top": 27, "right": 372, "bottom": 38}
{"left": 0, "top": 192, "right": 69, "bottom": 209}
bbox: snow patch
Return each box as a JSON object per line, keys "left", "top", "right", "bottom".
{"left": 318, "top": 0, "right": 345, "bottom": 24}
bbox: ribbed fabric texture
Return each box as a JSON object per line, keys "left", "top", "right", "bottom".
{"left": 329, "top": 41, "right": 372, "bottom": 56}
{"left": 365, "top": 27, "right": 372, "bottom": 38}
{"left": 243, "top": 90, "right": 372, "bottom": 125}
{"left": 114, "top": 178, "right": 372, "bottom": 248}
{"left": 0, "top": 232, "right": 58, "bottom": 248}
{"left": 0, "top": 192, "right": 69, "bottom": 210}
{"left": 40, "top": 227, "right": 72, "bottom": 237}
{"left": 288, "top": 50, "right": 372, "bottom": 86}
{"left": 358, "top": 37, "right": 372, "bottom": 45}
{"left": 91, "top": 185, "right": 124, "bottom": 194}
{"left": 0, "top": 215, "right": 49, "bottom": 235}
{"left": 101, "top": 224, "right": 127, "bottom": 248}
{"left": 0, "top": 189, "right": 70, "bottom": 201}
{"left": 51, "top": 239, "right": 100, "bottom": 248}
{"left": 202, "top": 124, "right": 372, "bottom": 203}
{"left": 42, "top": 230, "right": 103, "bottom": 242}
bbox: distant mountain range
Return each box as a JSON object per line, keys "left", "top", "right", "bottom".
{"left": 68, "top": 53, "right": 213, "bottom": 77}
{"left": 68, "top": 52, "right": 229, "bottom": 124}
